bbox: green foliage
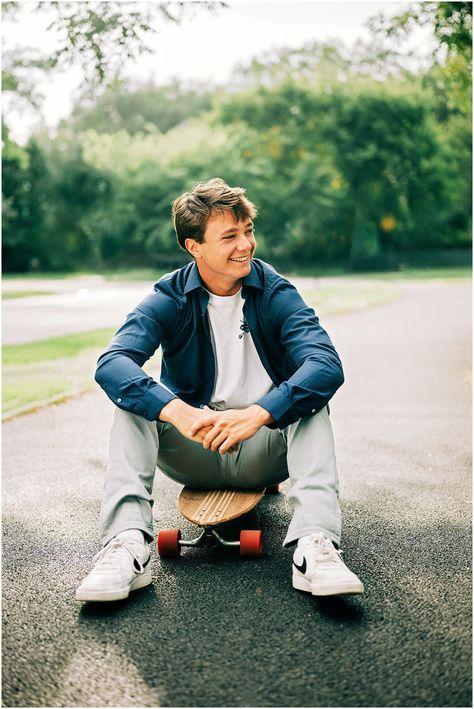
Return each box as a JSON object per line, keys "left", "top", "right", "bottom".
{"left": 217, "top": 82, "right": 467, "bottom": 268}
{"left": 67, "top": 80, "right": 213, "bottom": 135}
{"left": 370, "top": 2, "right": 472, "bottom": 119}
{"left": 1, "top": 4, "right": 471, "bottom": 273}
{"left": 2, "top": 130, "right": 50, "bottom": 271}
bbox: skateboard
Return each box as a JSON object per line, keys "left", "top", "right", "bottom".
{"left": 157, "top": 484, "right": 280, "bottom": 559}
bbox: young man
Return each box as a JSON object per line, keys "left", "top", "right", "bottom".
{"left": 76, "top": 178, "right": 364, "bottom": 602}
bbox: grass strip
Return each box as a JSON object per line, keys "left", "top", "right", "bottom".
{"left": 2, "top": 290, "right": 55, "bottom": 300}
{"left": 3, "top": 329, "right": 116, "bottom": 366}
{"left": 284, "top": 266, "right": 471, "bottom": 281}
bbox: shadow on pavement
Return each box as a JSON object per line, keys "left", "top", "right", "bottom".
{"left": 2, "top": 489, "right": 472, "bottom": 707}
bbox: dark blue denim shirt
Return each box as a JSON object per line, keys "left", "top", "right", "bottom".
{"left": 95, "top": 258, "right": 344, "bottom": 430}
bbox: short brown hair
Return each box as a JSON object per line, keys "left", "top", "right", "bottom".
{"left": 172, "top": 178, "right": 258, "bottom": 251}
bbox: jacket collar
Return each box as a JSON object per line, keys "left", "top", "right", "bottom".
{"left": 183, "top": 260, "right": 263, "bottom": 295}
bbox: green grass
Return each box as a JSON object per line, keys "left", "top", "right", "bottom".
{"left": 3, "top": 375, "right": 80, "bottom": 413}
{"left": 285, "top": 266, "right": 471, "bottom": 281}
{"left": 3, "top": 271, "right": 89, "bottom": 280}
{"left": 2, "top": 290, "right": 54, "bottom": 300}
{"left": 346, "top": 267, "right": 471, "bottom": 281}
{"left": 3, "top": 329, "right": 116, "bottom": 366}
{"left": 2, "top": 268, "right": 172, "bottom": 282}
{"left": 2, "top": 328, "right": 161, "bottom": 419}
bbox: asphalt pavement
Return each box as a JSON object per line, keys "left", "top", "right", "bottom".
{"left": 2, "top": 274, "right": 325, "bottom": 344}
{"left": 2, "top": 279, "right": 471, "bottom": 707}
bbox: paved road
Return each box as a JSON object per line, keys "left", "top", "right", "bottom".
{"left": 2, "top": 277, "right": 151, "bottom": 344}
{"left": 2, "top": 280, "right": 471, "bottom": 707}
{"left": 3, "top": 274, "right": 328, "bottom": 344}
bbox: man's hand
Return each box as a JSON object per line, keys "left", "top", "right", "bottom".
{"left": 188, "top": 404, "right": 274, "bottom": 455}
{"left": 159, "top": 399, "right": 214, "bottom": 444}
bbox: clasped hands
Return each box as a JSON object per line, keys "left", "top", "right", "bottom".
{"left": 159, "top": 399, "right": 273, "bottom": 455}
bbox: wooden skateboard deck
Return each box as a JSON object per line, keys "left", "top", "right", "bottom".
{"left": 178, "top": 487, "right": 265, "bottom": 527}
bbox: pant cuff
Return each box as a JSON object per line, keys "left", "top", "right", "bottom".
{"left": 283, "top": 526, "right": 341, "bottom": 549}
{"left": 101, "top": 525, "right": 154, "bottom": 547}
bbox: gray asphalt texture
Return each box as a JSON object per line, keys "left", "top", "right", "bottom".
{"left": 2, "top": 280, "right": 472, "bottom": 708}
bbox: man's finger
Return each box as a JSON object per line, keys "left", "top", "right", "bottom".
{"left": 208, "top": 431, "right": 227, "bottom": 452}
{"left": 189, "top": 415, "right": 216, "bottom": 436}
{"left": 192, "top": 424, "right": 213, "bottom": 442}
{"left": 219, "top": 437, "right": 238, "bottom": 455}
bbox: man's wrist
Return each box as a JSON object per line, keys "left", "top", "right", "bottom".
{"left": 249, "top": 404, "right": 274, "bottom": 426}
{"left": 159, "top": 398, "right": 184, "bottom": 424}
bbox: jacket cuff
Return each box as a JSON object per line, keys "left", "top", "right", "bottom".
{"left": 140, "top": 385, "right": 177, "bottom": 421}
{"left": 256, "top": 387, "right": 295, "bottom": 430}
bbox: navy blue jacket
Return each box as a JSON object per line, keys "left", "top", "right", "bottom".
{"left": 95, "top": 258, "right": 344, "bottom": 430}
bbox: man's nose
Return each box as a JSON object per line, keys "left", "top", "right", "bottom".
{"left": 237, "top": 234, "right": 253, "bottom": 250}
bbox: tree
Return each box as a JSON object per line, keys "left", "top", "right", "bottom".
{"left": 2, "top": 2, "right": 226, "bottom": 122}
{"left": 2, "top": 128, "right": 51, "bottom": 271}
{"left": 234, "top": 38, "right": 423, "bottom": 91}
{"left": 65, "top": 79, "right": 214, "bottom": 135}
{"left": 218, "top": 81, "right": 456, "bottom": 268}
{"left": 369, "top": 2, "right": 472, "bottom": 118}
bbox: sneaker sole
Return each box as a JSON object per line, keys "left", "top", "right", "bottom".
{"left": 76, "top": 571, "right": 152, "bottom": 602}
{"left": 293, "top": 572, "right": 364, "bottom": 596}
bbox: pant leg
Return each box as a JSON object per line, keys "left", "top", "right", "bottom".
{"left": 100, "top": 406, "right": 341, "bottom": 549}
{"left": 223, "top": 425, "right": 289, "bottom": 489}
{"left": 100, "top": 408, "right": 159, "bottom": 546}
{"left": 282, "top": 406, "right": 341, "bottom": 548}
{"left": 99, "top": 409, "right": 228, "bottom": 546}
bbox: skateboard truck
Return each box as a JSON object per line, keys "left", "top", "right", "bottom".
{"left": 182, "top": 526, "right": 241, "bottom": 549}
{"left": 157, "top": 526, "right": 262, "bottom": 558}
{"left": 157, "top": 485, "right": 281, "bottom": 559}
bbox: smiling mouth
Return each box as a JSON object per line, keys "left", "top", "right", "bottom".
{"left": 229, "top": 256, "right": 250, "bottom": 262}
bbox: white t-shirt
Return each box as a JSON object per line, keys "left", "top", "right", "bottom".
{"left": 206, "top": 289, "right": 273, "bottom": 410}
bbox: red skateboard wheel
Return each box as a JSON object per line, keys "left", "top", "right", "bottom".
{"left": 240, "top": 529, "right": 263, "bottom": 558}
{"left": 265, "top": 484, "right": 281, "bottom": 494}
{"left": 157, "top": 528, "right": 182, "bottom": 557}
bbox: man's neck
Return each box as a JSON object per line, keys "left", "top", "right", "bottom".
{"left": 206, "top": 282, "right": 242, "bottom": 296}
{"left": 196, "top": 268, "right": 242, "bottom": 296}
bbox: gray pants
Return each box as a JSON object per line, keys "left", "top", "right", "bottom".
{"left": 100, "top": 407, "right": 342, "bottom": 548}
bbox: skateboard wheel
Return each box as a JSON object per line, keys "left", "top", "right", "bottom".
{"left": 240, "top": 530, "right": 263, "bottom": 558}
{"left": 157, "top": 528, "right": 182, "bottom": 558}
{"left": 265, "top": 484, "right": 281, "bottom": 494}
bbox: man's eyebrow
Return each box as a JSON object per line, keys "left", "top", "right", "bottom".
{"left": 220, "top": 221, "right": 254, "bottom": 236}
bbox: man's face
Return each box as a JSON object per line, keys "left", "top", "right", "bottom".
{"left": 185, "top": 211, "right": 256, "bottom": 295}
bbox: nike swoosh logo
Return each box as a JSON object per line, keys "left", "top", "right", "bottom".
{"left": 293, "top": 557, "right": 307, "bottom": 574}
{"left": 133, "top": 556, "right": 151, "bottom": 572}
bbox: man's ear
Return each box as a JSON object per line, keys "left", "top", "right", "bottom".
{"left": 185, "top": 238, "right": 202, "bottom": 259}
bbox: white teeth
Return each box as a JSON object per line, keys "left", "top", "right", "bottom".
{"left": 230, "top": 257, "right": 249, "bottom": 262}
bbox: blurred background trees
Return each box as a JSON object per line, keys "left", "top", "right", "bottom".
{"left": 2, "top": 1, "right": 471, "bottom": 273}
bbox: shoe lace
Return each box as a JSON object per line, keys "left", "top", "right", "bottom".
{"left": 303, "top": 533, "right": 344, "bottom": 563}
{"left": 92, "top": 539, "right": 144, "bottom": 572}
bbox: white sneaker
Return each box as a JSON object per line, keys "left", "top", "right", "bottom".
{"left": 292, "top": 532, "right": 364, "bottom": 596}
{"left": 76, "top": 537, "right": 152, "bottom": 602}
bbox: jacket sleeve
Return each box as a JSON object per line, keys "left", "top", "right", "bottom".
{"left": 255, "top": 281, "right": 344, "bottom": 429}
{"left": 94, "top": 292, "right": 178, "bottom": 421}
